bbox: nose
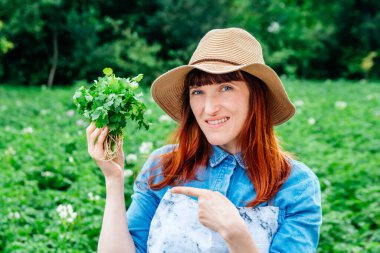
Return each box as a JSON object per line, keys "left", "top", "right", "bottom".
{"left": 204, "top": 94, "right": 220, "bottom": 115}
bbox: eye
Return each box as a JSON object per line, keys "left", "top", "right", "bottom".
{"left": 191, "top": 89, "right": 203, "bottom": 95}
{"left": 221, "top": 85, "right": 233, "bottom": 92}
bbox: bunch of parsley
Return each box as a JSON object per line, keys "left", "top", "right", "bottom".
{"left": 73, "top": 68, "right": 149, "bottom": 159}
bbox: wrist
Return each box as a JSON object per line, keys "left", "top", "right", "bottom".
{"left": 105, "top": 176, "right": 124, "bottom": 188}
{"left": 220, "top": 220, "right": 249, "bottom": 243}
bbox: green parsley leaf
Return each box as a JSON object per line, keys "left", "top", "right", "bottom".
{"left": 103, "top": 68, "right": 113, "bottom": 76}
{"left": 73, "top": 68, "right": 149, "bottom": 135}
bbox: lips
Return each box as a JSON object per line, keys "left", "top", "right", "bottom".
{"left": 206, "top": 117, "right": 230, "bottom": 125}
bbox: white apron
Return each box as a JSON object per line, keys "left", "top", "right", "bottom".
{"left": 147, "top": 191, "right": 279, "bottom": 253}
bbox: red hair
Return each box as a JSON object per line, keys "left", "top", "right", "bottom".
{"left": 148, "top": 69, "right": 292, "bottom": 207}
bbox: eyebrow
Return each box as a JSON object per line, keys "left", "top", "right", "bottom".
{"left": 189, "top": 82, "right": 234, "bottom": 89}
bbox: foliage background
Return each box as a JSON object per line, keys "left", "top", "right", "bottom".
{"left": 0, "top": 0, "right": 379, "bottom": 252}
{"left": 0, "top": 0, "right": 379, "bottom": 86}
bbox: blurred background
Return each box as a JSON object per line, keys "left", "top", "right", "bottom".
{"left": 0, "top": 0, "right": 379, "bottom": 86}
{"left": 0, "top": 0, "right": 379, "bottom": 252}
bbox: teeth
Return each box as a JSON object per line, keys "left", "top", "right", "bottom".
{"left": 208, "top": 117, "right": 228, "bottom": 125}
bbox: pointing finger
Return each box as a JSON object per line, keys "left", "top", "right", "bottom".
{"left": 171, "top": 186, "right": 209, "bottom": 197}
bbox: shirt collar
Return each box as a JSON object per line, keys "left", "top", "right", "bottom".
{"left": 209, "top": 145, "right": 246, "bottom": 169}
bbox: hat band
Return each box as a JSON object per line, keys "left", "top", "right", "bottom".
{"left": 190, "top": 58, "right": 240, "bottom": 66}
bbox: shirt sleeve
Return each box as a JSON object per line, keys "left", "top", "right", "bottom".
{"left": 126, "top": 148, "right": 167, "bottom": 253}
{"left": 270, "top": 163, "right": 322, "bottom": 253}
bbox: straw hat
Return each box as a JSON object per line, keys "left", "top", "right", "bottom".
{"left": 151, "top": 27, "right": 295, "bottom": 125}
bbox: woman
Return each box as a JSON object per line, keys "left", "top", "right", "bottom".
{"left": 87, "top": 28, "right": 322, "bottom": 253}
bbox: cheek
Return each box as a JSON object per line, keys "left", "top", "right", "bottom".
{"left": 228, "top": 95, "right": 250, "bottom": 120}
{"left": 225, "top": 95, "right": 246, "bottom": 111}
{"left": 189, "top": 99, "right": 201, "bottom": 117}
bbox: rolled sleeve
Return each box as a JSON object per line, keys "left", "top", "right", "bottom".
{"left": 270, "top": 162, "right": 322, "bottom": 253}
{"left": 127, "top": 185, "right": 159, "bottom": 252}
{"left": 127, "top": 145, "right": 174, "bottom": 253}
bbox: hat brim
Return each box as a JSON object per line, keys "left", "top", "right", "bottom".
{"left": 151, "top": 63, "right": 295, "bottom": 125}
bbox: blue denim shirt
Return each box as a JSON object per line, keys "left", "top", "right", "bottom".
{"left": 127, "top": 144, "right": 322, "bottom": 253}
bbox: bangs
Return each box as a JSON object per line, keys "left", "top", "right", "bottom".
{"left": 184, "top": 69, "right": 245, "bottom": 87}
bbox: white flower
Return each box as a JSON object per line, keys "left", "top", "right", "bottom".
{"left": 14, "top": 212, "right": 21, "bottom": 219}
{"left": 294, "top": 100, "right": 304, "bottom": 107}
{"left": 124, "top": 169, "right": 134, "bottom": 178}
{"left": 139, "top": 142, "right": 153, "bottom": 154}
{"left": 66, "top": 110, "right": 75, "bottom": 117}
{"left": 159, "top": 114, "right": 172, "bottom": 122}
{"left": 41, "top": 171, "right": 53, "bottom": 177}
{"left": 88, "top": 192, "right": 101, "bottom": 201}
{"left": 145, "top": 109, "right": 152, "bottom": 115}
{"left": 8, "top": 211, "right": 21, "bottom": 219}
{"left": 57, "top": 204, "right": 69, "bottom": 219}
{"left": 56, "top": 204, "right": 77, "bottom": 223}
{"left": 40, "top": 109, "right": 50, "bottom": 115}
{"left": 5, "top": 146, "right": 16, "bottom": 156}
{"left": 67, "top": 213, "right": 77, "bottom": 223}
{"left": 267, "top": 21, "right": 280, "bottom": 33}
{"left": 126, "top": 154, "right": 137, "bottom": 164}
{"left": 68, "top": 156, "right": 74, "bottom": 163}
{"left": 22, "top": 127, "right": 34, "bottom": 134}
{"left": 335, "top": 101, "right": 347, "bottom": 109}
{"left": 308, "top": 118, "right": 316, "bottom": 125}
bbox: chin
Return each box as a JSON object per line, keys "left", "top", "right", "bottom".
{"left": 205, "top": 137, "right": 229, "bottom": 146}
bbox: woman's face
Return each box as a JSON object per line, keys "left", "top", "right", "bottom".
{"left": 189, "top": 80, "right": 250, "bottom": 154}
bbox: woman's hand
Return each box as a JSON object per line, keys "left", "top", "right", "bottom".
{"left": 171, "top": 186, "right": 246, "bottom": 238}
{"left": 86, "top": 122, "right": 124, "bottom": 180}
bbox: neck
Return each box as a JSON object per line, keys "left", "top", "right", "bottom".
{"left": 218, "top": 144, "right": 240, "bottom": 155}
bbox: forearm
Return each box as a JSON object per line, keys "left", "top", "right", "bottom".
{"left": 98, "top": 177, "right": 136, "bottom": 253}
{"left": 222, "top": 223, "right": 261, "bottom": 253}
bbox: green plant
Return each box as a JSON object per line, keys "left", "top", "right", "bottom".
{"left": 73, "top": 68, "right": 149, "bottom": 160}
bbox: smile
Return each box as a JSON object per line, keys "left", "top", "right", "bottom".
{"left": 206, "top": 117, "right": 230, "bottom": 125}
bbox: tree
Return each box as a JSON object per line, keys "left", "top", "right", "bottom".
{"left": 0, "top": 0, "right": 162, "bottom": 86}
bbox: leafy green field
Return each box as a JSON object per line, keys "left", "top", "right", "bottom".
{"left": 0, "top": 80, "right": 379, "bottom": 252}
